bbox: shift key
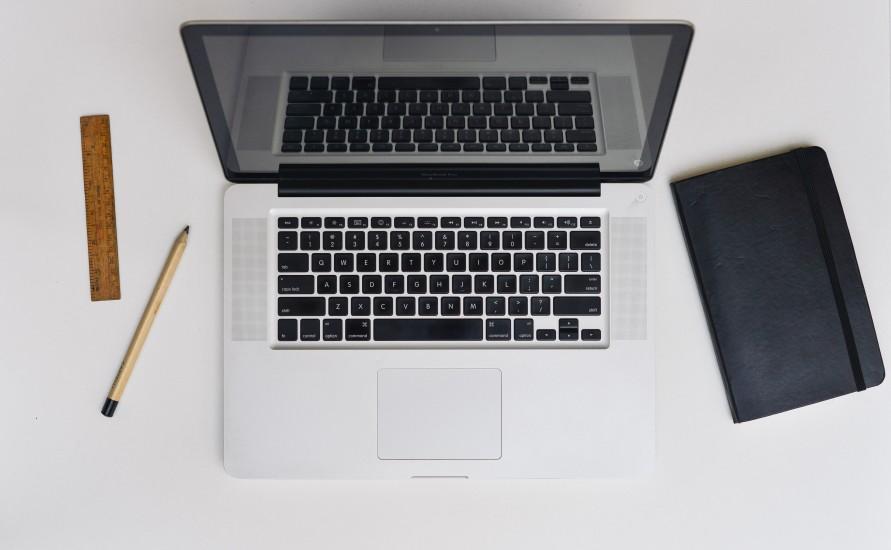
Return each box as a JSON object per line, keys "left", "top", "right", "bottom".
{"left": 553, "top": 297, "right": 601, "bottom": 315}
{"left": 278, "top": 297, "right": 325, "bottom": 316}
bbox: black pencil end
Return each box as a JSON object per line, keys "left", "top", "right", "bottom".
{"left": 184, "top": 225, "right": 190, "bottom": 235}
{"left": 101, "top": 398, "right": 118, "bottom": 417}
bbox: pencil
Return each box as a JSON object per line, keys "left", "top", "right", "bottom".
{"left": 101, "top": 226, "right": 189, "bottom": 417}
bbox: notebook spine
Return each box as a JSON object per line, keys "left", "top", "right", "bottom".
{"left": 670, "top": 182, "right": 742, "bottom": 422}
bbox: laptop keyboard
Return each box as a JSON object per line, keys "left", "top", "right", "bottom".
{"left": 271, "top": 209, "right": 608, "bottom": 348}
{"left": 280, "top": 75, "right": 599, "bottom": 154}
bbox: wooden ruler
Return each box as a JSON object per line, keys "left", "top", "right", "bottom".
{"left": 80, "top": 114, "right": 121, "bottom": 301}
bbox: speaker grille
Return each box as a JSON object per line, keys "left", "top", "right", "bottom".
{"left": 611, "top": 217, "right": 648, "bottom": 340}
{"left": 231, "top": 218, "right": 266, "bottom": 341}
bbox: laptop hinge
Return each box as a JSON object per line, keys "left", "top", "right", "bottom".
{"left": 276, "top": 163, "right": 601, "bottom": 197}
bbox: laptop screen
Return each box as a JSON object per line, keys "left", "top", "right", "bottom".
{"left": 182, "top": 22, "right": 692, "bottom": 182}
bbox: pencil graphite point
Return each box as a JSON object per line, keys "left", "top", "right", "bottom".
{"left": 184, "top": 225, "right": 190, "bottom": 235}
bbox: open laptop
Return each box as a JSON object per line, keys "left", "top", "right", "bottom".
{"left": 181, "top": 21, "right": 693, "bottom": 478}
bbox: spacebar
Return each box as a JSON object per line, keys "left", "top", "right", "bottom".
{"left": 374, "top": 319, "right": 484, "bottom": 341}
{"left": 377, "top": 77, "right": 481, "bottom": 90}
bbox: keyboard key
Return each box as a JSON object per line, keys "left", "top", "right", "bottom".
{"left": 345, "top": 319, "right": 371, "bottom": 341}
{"left": 430, "top": 275, "right": 449, "bottom": 294}
{"left": 515, "top": 254, "right": 534, "bottom": 273}
{"left": 441, "top": 297, "right": 461, "bottom": 315}
{"left": 400, "top": 253, "right": 421, "bottom": 272}
{"left": 446, "top": 253, "right": 466, "bottom": 272}
{"left": 549, "top": 76, "right": 569, "bottom": 90}
{"left": 352, "top": 297, "right": 371, "bottom": 316}
{"left": 348, "top": 217, "right": 369, "bottom": 228}
{"left": 278, "top": 319, "right": 298, "bottom": 341}
{"left": 385, "top": 275, "right": 404, "bottom": 294}
{"left": 412, "top": 231, "right": 432, "bottom": 250}
{"left": 559, "top": 327, "right": 579, "bottom": 341}
{"left": 469, "top": 253, "right": 489, "bottom": 272}
{"left": 558, "top": 104, "right": 594, "bottom": 116}
{"left": 525, "top": 231, "right": 545, "bottom": 249}
{"left": 289, "top": 76, "right": 308, "bottom": 90}
{"left": 570, "top": 231, "right": 601, "bottom": 250}
{"left": 300, "top": 319, "right": 320, "bottom": 341}
{"left": 324, "top": 217, "right": 345, "bottom": 228}
{"left": 278, "top": 231, "right": 297, "bottom": 250}
{"left": 374, "top": 297, "right": 394, "bottom": 316}
{"left": 419, "top": 297, "right": 438, "bottom": 316}
{"left": 322, "top": 319, "right": 343, "bottom": 341}
{"left": 396, "top": 297, "right": 416, "bottom": 316}
{"left": 575, "top": 116, "right": 596, "bottom": 129}
{"left": 491, "top": 253, "right": 511, "bottom": 272}
{"left": 553, "top": 297, "right": 601, "bottom": 315}
{"left": 509, "top": 143, "right": 529, "bottom": 152}
{"left": 458, "top": 231, "right": 478, "bottom": 249}
{"left": 288, "top": 90, "right": 332, "bottom": 103}
{"left": 542, "top": 274, "right": 562, "bottom": 293}
{"left": 483, "top": 76, "right": 507, "bottom": 90}
{"left": 328, "top": 297, "right": 348, "bottom": 316}
{"left": 559, "top": 252, "right": 578, "bottom": 272}
{"left": 278, "top": 297, "right": 325, "bottom": 316}
{"left": 532, "top": 144, "right": 552, "bottom": 152}
{"left": 485, "top": 297, "right": 506, "bottom": 316}
{"left": 547, "top": 91, "right": 591, "bottom": 103}
{"left": 407, "top": 275, "right": 427, "bottom": 294}
{"left": 390, "top": 231, "right": 410, "bottom": 249}
{"left": 286, "top": 104, "right": 321, "bottom": 115}
{"left": 311, "top": 253, "right": 331, "bottom": 272}
{"left": 486, "top": 319, "right": 511, "bottom": 340}
{"left": 581, "top": 329, "right": 602, "bottom": 341}
{"left": 317, "top": 275, "right": 336, "bottom": 294}
{"left": 543, "top": 129, "right": 562, "bottom": 143}
{"left": 452, "top": 274, "right": 471, "bottom": 294}
{"left": 498, "top": 275, "right": 518, "bottom": 294}
{"left": 536, "top": 329, "right": 556, "bottom": 341}
{"left": 508, "top": 296, "right": 528, "bottom": 315}
{"left": 352, "top": 76, "right": 376, "bottom": 89}
{"left": 278, "top": 275, "right": 313, "bottom": 294}
{"left": 529, "top": 76, "right": 548, "bottom": 84}
{"left": 424, "top": 253, "right": 443, "bottom": 272}
{"left": 334, "top": 253, "right": 354, "bottom": 272}
{"left": 362, "top": 275, "right": 381, "bottom": 294}
{"left": 536, "top": 253, "right": 556, "bottom": 272}
{"left": 371, "top": 217, "right": 391, "bottom": 228}
{"left": 531, "top": 296, "right": 550, "bottom": 315}
{"left": 374, "top": 319, "right": 483, "bottom": 341}
{"left": 580, "top": 216, "right": 601, "bottom": 228}
{"left": 395, "top": 143, "right": 415, "bottom": 152}
{"left": 278, "top": 253, "right": 309, "bottom": 272}
{"left": 557, "top": 217, "right": 577, "bottom": 228}
{"left": 565, "top": 275, "right": 601, "bottom": 294}
{"left": 514, "top": 318, "right": 534, "bottom": 341}
{"left": 322, "top": 231, "right": 342, "bottom": 250}
{"left": 474, "top": 274, "right": 494, "bottom": 294}
{"left": 463, "top": 297, "right": 483, "bottom": 315}
{"left": 547, "top": 231, "right": 567, "bottom": 249}
{"left": 508, "top": 76, "right": 527, "bottom": 90}
{"left": 379, "top": 253, "right": 398, "bottom": 272}
{"left": 566, "top": 130, "right": 597, "bottom": 143}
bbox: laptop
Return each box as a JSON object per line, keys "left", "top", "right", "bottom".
{"left": 181, "top": 21, "right": 693, "bottom": 478}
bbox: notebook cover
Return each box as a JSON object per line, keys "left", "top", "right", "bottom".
{"left": 672, "top": 147, "right": 884, "bottom": 422}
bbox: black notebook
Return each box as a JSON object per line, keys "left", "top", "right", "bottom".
{"left": 672, "top": 147, "right": 884, "bottom": 422}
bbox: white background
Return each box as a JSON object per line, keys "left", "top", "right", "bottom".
{"left": 2, "top": 1, "right": 890, "bottom": 548}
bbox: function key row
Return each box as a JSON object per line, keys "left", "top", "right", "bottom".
{"left": 289, "top": 75, "right": 591, "bottom": 92}
{"left": 278, "top": 216, "right": 601, "bottom": 229}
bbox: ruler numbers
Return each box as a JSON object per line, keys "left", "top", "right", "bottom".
{"left": 80, "top": 114, "right": 121, "bottom": 301}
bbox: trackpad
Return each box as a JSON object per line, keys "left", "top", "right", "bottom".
{"left": 378, "top": 368, "right": 502, "bottom": 460}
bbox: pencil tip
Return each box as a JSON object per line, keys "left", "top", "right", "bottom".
{"left": 184, "top": 225, "right": 190, "bottom": 234}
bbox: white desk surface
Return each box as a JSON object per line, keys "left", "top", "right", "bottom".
{"left": 2, "top": 0, "right": 890, "bottom": 548}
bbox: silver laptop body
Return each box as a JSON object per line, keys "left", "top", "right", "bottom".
{"left": 182, "top": 20, "right": 693, "bottom": 478}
